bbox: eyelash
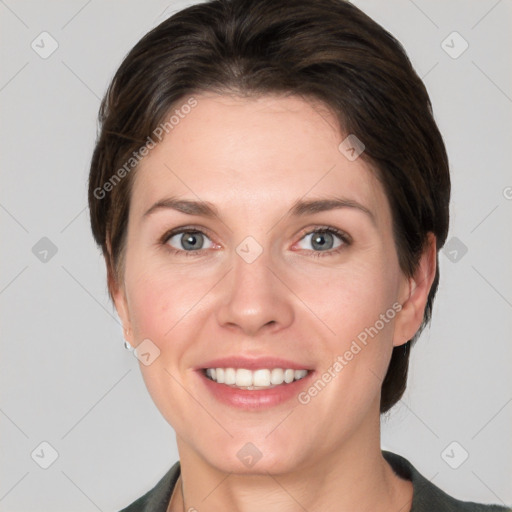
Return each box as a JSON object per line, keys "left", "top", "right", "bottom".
{"left": 306, "top": 227, "right": 351, "bottom": 258}
{"left": 159, "top": 225, "right": 351, "bottom": 258}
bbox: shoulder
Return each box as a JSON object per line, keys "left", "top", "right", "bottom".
{"left": 117, "top": 461, "right": 181, "bottom": 512}
{"left": 382, "top": 450, "right": 512, "bottom": 512}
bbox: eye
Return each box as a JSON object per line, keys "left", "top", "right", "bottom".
{"left": 295, "top": 227, "right": 350, "bottom": 255}
{"left": 160, "top": 226, "right": 350, "bottom": 257}
{"left": 164, "top": 229, "right": 214, "bottom": 252}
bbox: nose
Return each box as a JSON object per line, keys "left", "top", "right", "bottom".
{"left": 215, "top": 246, "right": 294, "bottom": 336}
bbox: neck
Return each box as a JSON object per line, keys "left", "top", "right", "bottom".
{"left": 169, "top": 411, "right": 412, "bottom": 512}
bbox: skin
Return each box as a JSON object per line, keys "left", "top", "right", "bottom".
{"left": 111, "top": 92, "right": 436, "bottom": 512}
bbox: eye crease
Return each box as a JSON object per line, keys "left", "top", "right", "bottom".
{"left": 160, "top": 226, "right": 351, "bottom": 257}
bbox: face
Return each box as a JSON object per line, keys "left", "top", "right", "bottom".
{"left": 113, "top": 93, "right": 429, "bottom": 475}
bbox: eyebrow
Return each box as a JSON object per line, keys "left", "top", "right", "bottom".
{"left": 143, "top": 196, "right": 376, "bottom": 225}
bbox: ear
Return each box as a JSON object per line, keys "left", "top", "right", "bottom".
{"left": 105, "top": 238, "right": 134, "bottom": 347}
{"left": 393, "top": 232, "right": 437, "bottom": 347}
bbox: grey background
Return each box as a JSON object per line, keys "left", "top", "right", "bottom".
{"left": 1, "top": 0, "right": 511, "bottom": 510}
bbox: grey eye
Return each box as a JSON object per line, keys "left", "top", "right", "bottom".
{"left": 297, "top": 231, "right": 343, "bottom": 251}
{"left": 167, "top": 231, "right": 213, "bottom": 251}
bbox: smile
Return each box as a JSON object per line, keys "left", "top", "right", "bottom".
{"left": 204, "top": 367, "right": 310, "bottom": 389}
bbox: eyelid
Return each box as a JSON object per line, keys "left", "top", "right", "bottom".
{"left": 292, "top": 226, "right": 351, "bottom": 257}
{"left": 159, "top": 224, "right": 351, "bottom": 255}
{"left": 160, "top": 224, "right": 216, "bottom": 244}
{"left": 295, "top": 225, "right": 352, "bottom": 245}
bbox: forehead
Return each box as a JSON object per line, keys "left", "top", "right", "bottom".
{"left": 130, "top": 93, "right": 390, "bottom": 228}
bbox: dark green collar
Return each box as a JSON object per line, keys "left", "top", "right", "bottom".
{"left": 383, "top": 450, "right": 510, "bottom": 511}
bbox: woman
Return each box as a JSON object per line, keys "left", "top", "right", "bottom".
{"left": 88, "top": 0, "right": 511, "bottom": 510}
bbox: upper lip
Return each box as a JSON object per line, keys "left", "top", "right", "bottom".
{"left": 197, "top": 356, "right": 313, "bottom": 371}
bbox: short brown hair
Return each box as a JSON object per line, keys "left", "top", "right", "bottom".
{"left": 88, "top": 0, "right": 450, "bottom": 413}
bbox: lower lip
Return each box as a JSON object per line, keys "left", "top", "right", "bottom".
{"left": 198, "top": 370, "right": 315, "bottom": 410}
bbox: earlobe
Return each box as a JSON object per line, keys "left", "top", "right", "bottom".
{"left": 393, "top": 233, "right": 437, "bottom": 347}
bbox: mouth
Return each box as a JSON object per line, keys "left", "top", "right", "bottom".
{"left": 196, "top": 357, "right": 315, "bottom": 409}
{"left": 202, "top": 367, "right": 311, "bottom": 390}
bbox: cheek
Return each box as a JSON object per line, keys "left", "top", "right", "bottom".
{"left": 125, "top": 265, "right": 205, "bottom": 344}
{"left": 126, "top": 281, "right": 166, "bottom": 341}
{"left": 296, "top": 254, "right": 399, "bottom": 338}
{"left": 123, "top": 267, "right": 212, "bottom": 424}
{"left": 292, "top": 251, "right": 400, "bottom": 390}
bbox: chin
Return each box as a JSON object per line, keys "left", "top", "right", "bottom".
{"left": 194, "top": 435, "right": 305, "bottom": 476}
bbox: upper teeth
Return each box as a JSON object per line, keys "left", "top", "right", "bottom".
{"left": 205, "top": 368, "right": 308, "bottom": 388}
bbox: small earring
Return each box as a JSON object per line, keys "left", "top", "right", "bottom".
{"left": 122, "top": 324, "right": 133, "bottom": 351}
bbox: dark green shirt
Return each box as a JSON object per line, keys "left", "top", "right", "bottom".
{"left": 119, "top": 450, "right": 511, "bottom": 511}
